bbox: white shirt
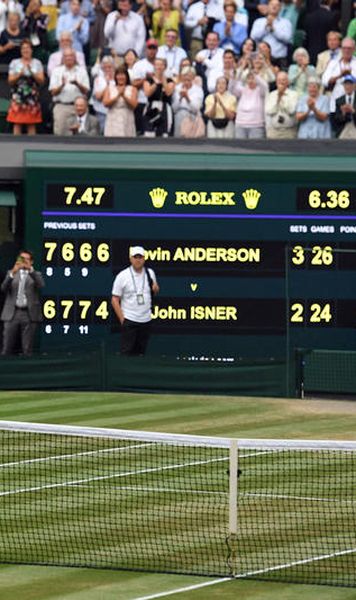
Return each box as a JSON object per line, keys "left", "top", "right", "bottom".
{"left": 251, "top": 15, "right": 292, "bottom": 59}
{"left": 322, "top": 56, "right": 356, "bottom": 111}
{"left": 156, "top": 44, "right": 187, "bottom": 77}
{"left": 184, "top": 0, "right": 222, "bottom": 40}
{"left": 131, "top": 58, "right": 156, "bottom": 104}
{"left": 47, "top": 49, "right": 85, "bottom": 78}
{"left": 112, "top": 266, "right": 157, "bottom": 323}
{"left": 104, "top": 10, "right": 146, "bottom": 58}
{"left": 49, "top": 64, "right": 90, "bottom": 103}
{"left": 172, "top": 82, "right": 204, "bottom": 114}
{"left": 195, "top": 47, "right": 224, "bottom": 74}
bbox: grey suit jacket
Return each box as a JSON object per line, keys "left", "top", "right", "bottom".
{"left": 0, "top": 270, "right": 45, "bottom": 322}
{"left": 67, "top": 113, "right": 100, "bottom": 136}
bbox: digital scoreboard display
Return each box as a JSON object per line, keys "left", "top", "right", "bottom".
{"left": 24, "top": 152, "right": 356, "bottom": 359}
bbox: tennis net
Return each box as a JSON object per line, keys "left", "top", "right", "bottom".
{"left": 0, "top": 421, "right": 356, "bottom": 587}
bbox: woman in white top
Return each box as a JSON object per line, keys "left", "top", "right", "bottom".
{"left": 172, "top": 66, "right": 204, "bottom": 137}
{"left": 103, "top": 65, "right": 138, "bottom": 137}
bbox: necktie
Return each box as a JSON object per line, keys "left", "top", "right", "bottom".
{"left": 16, "top": 270, "right": 28, "bottom": 308}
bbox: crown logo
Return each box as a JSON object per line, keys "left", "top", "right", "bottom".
{"left": 149, "top": 187, "right": 168, "bottom": 209}
{"left": 242, "top": 188, "right": 261, "bottom": 210}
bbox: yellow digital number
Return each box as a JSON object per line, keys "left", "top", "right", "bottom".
{"left": 43, "top": 299, "right": 56, "bottom": 319}
{"left": 93, "top": 187, "right": 106, "bottom": 205}
{"left": 290, "top": 303, "right": 304, "bottom": 322}
{"left": 311, "top": 246, "right": 333, "bottom": 266}
{"left": 44, "top": 242, "right": 57, "bottom": 262}
{"left": 337, "top": 190, "right": 350, "bottom": 209}
{"left": 97, "top": 243, "right": 110, "bottom": 262}
{"left": 79, "top": 243, "right": 93, "bottom": 262}
{"left": 310, "top": 303, "right": 332, "bottom": 323}
{"left": 62, "top": 242, "right": 75, "bottom": 262}
{"left": 95, "top": 301, "right": 109, "bottom": 320}
{"left": 80, "top": 187, "right": 94, "bottom": 205}
{"left": 308, "top": 190, "right": 321, "bottom": 208}
{"left": 78, "top": 300, "right": 91, "bottom": 319}
{"left": 326, "top": 190, "right": 338, "bottom": 208}
{"left": 61, "top": 300, "right": 74, "bottom": 320}
{"left": 64, "top": 186, "right": 77, "bottom": 205}
{"left": 292, "top": 245, "right": 305, "bottom": 265}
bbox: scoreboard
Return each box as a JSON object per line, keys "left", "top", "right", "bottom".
{"left": 24, "top": 150, "right": 356, "bottom": 360}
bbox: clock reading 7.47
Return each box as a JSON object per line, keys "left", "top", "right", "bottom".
{"left": 64, "top": 186, "right": 107, "bottom": 206}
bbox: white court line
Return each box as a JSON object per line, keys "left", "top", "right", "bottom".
{"left": 131, "top": 546, "right": 356, "bottom": 600}
{"left": 0, "top": 456, "right": 228, "bottom": 497}
{"left": 132, "top": 577, "right": 232, "bottom": 600}
{"left": 0, "top": 443, "right": 151, "bottom": 469}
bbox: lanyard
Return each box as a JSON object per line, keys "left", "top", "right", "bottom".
{"left": 129, "top": 267, "right": 146, "bottom": 294}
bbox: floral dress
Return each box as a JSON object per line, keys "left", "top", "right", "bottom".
{"left": 7, "top": 58, "right": 43, "bottom": 124}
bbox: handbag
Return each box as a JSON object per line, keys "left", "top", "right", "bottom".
{"left": 180, "top": 114, "right": 205, "bottom": 138}
{"left": 211, "top": 117, "right": 229, "bottom": 129}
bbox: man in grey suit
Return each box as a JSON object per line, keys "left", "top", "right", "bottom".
{"left": 1, "top": 250, "right": 45, "bottom": 356}
{"left": 68, "top": 97, "right": 100, "bottom": 136}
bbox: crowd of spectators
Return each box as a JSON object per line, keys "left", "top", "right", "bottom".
{"left": 0, "top": 0, "right": 355, "bottom": 139}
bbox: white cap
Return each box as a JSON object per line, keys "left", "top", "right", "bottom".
{"left": 130, "top": 245, "right": 145, "bottom": 257}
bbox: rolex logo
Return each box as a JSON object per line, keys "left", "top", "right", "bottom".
{"left": 149, "top": 187, "right": 168, "bottom": 209}
{"left": 242, "top": 188, "right": 261, "bottom": 210}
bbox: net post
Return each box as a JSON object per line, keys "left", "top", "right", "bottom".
{"left": 227, "top": 438, "right": 238, "bottom": 576}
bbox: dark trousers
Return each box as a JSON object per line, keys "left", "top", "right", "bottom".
{"left": 120, "top": 319, "right": 152, "bottom": 356}
{"left": 1, "top": 308, "right": 37, "bottom": 356}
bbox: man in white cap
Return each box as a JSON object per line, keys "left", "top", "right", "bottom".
{"left": 111, "top": 245, "right": 159, "bottom": 355}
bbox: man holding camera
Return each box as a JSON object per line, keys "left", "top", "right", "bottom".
{"left": 1, "top": 250, "right": 45, "bottom": 356}
{"left": 265, "top": 70, "right": 298, "bottom": 138}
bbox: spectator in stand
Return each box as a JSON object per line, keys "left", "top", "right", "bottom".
{"left": 316, "top": 30, "right": 341, "bottom": 79}
{"left": 258, "top": 39, "right": 279, "bottom": 73}
{"left": 244, "top": 0, "right": 268, "bottom": 33}
{"left": 172, "top": 65, "right": 204, "bottom": 136}
{"left": 156, "top": 28, "right": 186, "bottom": 76}
{"left": 91, "top": 54, "right": 116, "bottom": 133}
{"left": 59, "top": 0, "right": 95, "bottom": 24}
{"left": 213, "top": 2, "right": 247, "bottom": 55}
{"left": 234, "top": 71, "right": 268, "bottom": 137}
{"left": 124, "top": 48, "right": 139, "bottom": 79}
{"left": 103, "top": 65, "right": 138, "bottom": 136}
{"left": 296, "top": 76, "right": 331, "bottom": 138}
{"left": 132, "top": 0, "right": 153, "bottom": 39}
{"left": 90, "top": 0, "right": 113, "bottom": 51}
{"left": 184, "top": 0, "right": 219, "bottom": 58}
{"left": 175, "top": 55, "right": 203, "bottom": 85}
{"left": 56, "top": 0, "right": 89, "bottom": 53}
{"left": 252, "top": 50, "right": 276, "bottom": 86}
{"left": 346, "top": 13, "right": 356, "bottom": 47}
{"left": 204, "top": 75, "right": 237, "bottom": 138}
{"left": 7, "top": 39, "right": 44, "bottom": 134}
{"left": 288, "top": 47, "right": 316, "bottom": 96}
{"left": 195, "top": 30, "right": 223, "bottom": 93}
{"left": 236, "top": 36, "right": 256, "bottom": 67}
{"left": 68, "top": 96, "right": 100, "bottom": 135}
{"left": 251, "top": 0, "right": 293, "bottom": 69}
{"left": 49, "top": 47, "right": 90, "bottom": 135}
{"left": 322, "top": 37, "right": 356, "bottom": 111}
{"left": 152, "top": 0, "right": 181, "bottom": 46}
{"left": 22, "top": 0, "right": 48, "bottom": 57}
{"left": 332, "top": 74, "right": 356, "bottom": 138}
{"left": 132, "top": 38, "right": 158, "bottom": 134}
{"left": 104, "top": 0, "right": 146, "bottom": 59}
{"left": 0, "top": 13, "right": 25, "bottom": 64}
{"left": 265, "top": 70, "right": 298, "bottom": 137}
{"left": 302, "top": 0, "right": 340, "bottom": 66}
{"left": 143, "top": 56, "right": 175, "bottom": 136}
{"left": 47, "top": 30, "right": 85, "bottom": 78}
{"left": 0, "top": 1, "right": 24, "bottom": 35}
{"left": 207, "top": 48, "right": 238, "bottom": 93}
{"left": 280, "top": 0, "right": 299, "bottom": 37}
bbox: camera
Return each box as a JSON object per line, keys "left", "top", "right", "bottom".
{"left": 277, "top": 115, "right": 285, "bottom": 124}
